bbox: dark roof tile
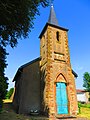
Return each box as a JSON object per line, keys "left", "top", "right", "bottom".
{"left": 48, "top": 5, "right": 58, "bottom": 26}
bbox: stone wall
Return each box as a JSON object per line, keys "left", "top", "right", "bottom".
{"left": 40, "top": 24, "right": 78, "bottom": 119}
{"left": 13, "top": 60, "right": 41, "bottom": 114}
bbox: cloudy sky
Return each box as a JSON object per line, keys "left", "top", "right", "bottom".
{"left": 6, "top": 0, "right": 90, "bottom": 90}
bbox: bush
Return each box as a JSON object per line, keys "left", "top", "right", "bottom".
{"left": 78, "top": 102, "right": 81, "bottom": 114}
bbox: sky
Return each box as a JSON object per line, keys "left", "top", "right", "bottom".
{"left": 5, "top": 0, "right": 90, "bottom": 90}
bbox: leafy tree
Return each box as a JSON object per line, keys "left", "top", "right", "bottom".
{"left": 83, "top": 72, "right": 90, "bottom": 101}
{"left": 6, "top": 88, "right": 14, "bottom": 99}
{"left": 0, "top": 0, "right": 49, "bottom": 110}
{"left": 0, "top": 46, "right": 8, "bottom": 110}
{"left": 0, "top": 0, "right": 49, "bottom": 48}
{"left": 83, "top": 72, "right": 90, "bottom": 91}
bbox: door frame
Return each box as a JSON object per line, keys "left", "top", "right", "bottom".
{"left": 54, "top": 73, "right": 69, "bottom": 118}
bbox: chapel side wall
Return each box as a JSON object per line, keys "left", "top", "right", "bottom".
{"left": 40, "top": 63, "right": 48, "bottom": 115}
{"left": 18, "top": 60, "right": 41, "bottom": 114}
{"left": 13, "top": 75, "right": 22, "bottom": 113}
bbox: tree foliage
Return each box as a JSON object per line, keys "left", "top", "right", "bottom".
{"left": 83, "top": 72, "right": 90, "bottom": 92}
{"left": 6, "top": 88, "right": 14, "bottom": 99}
{"left": 0, "top": 0, "right": 49, "bottom": 108}
{"left": 0, "top": 46, "right": 8, "bottom": 108}
{"left": 0, "top": 0, "right": 49, "bottom": 48}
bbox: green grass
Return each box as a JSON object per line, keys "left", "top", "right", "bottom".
{"left": 77, "top": 107, "right": 90, "bottom": 119}
{"left": 81, "top": 103, "right": 90, "bottom": 108}
{"left": 0, "top": 101, "right": 90, "bottom": 120}
{"left": 78, "top": 102, "right": 90, "bottom": 108}
{"left": 3, "top": 99, "right": 12, "bottom": 103}
{"left": 77, "top": 103, "right": 90, "bottom": 119}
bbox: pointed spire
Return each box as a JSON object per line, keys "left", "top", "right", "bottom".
{"left": 48, "top": 4, "right": 58, "bottom": 26}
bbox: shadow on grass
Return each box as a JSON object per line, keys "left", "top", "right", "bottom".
{"left": 0, "top": 103, "right": 49, "bottom": 120}
{"left": 1, "top": 103, "right": 89, "bottom": 120}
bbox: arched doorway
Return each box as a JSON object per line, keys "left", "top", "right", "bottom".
{"left": 55, "top": 74, "right": 68, "bottom": 114}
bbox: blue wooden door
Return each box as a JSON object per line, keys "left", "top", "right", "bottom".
{"left": 56, "top": 82, "right": 68, "bottom": 114}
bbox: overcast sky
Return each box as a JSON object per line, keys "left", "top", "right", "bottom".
{"left": 6, "top": 0, "right": 90, "bottom": 90}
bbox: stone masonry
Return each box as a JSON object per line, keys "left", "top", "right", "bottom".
{"left": 40, "top": 23, "right": 78, "bottom": 119}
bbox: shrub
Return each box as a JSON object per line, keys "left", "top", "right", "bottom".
{"left": 78, "top": 102, "right": 81, "bottom": 114}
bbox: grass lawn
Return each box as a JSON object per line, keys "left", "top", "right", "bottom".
{"left": 3, "top": 99, "right": 12, "bottom": 103}
{"left": 0, "top": 101, "right": 90, "bottom": 120}
{"left": 77, "top": 106, "right": 90, "bottom": 120}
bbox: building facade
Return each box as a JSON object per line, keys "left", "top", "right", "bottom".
{"left": 77, "top": 89, "right": 89, "bottom": 103}
{"left": 13, "top": 5, "right": 78, "bottom": 119}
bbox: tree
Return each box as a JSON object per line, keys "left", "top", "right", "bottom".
{"left": 0, "top": 46, "right": 8, "bottom": 110}
{"left": 0, "top": 0, "right": 49, "bottom": 48}
{"left": 6, "top": 88, "right": 14, "bottom": 99}
{"left": 83, "top": 72, "right": 90, "bottom": 101}
{"left": 0, "top": 0, "right": 49, "bottom": 109}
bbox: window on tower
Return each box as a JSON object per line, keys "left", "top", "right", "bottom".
{"left": 56, "top": 31, "right": 59, "bottom": 41}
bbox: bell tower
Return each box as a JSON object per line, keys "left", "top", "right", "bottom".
{"left": 39, "top": 4, "right": 78, "bottom": 119}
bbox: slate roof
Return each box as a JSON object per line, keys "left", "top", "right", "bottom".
{"left": 76, "top": 89, "right": 86, "bottom": 93}
{"left": 48, "top": 5, "right": 58, "bottom": 26}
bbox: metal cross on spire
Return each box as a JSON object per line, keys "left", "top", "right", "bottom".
{"left": 49, "top": 0, "right": 54, "bottom": 6}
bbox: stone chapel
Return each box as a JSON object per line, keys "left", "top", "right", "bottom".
{"left": 13, "top": 4, "right": 78, "bottom": 119}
